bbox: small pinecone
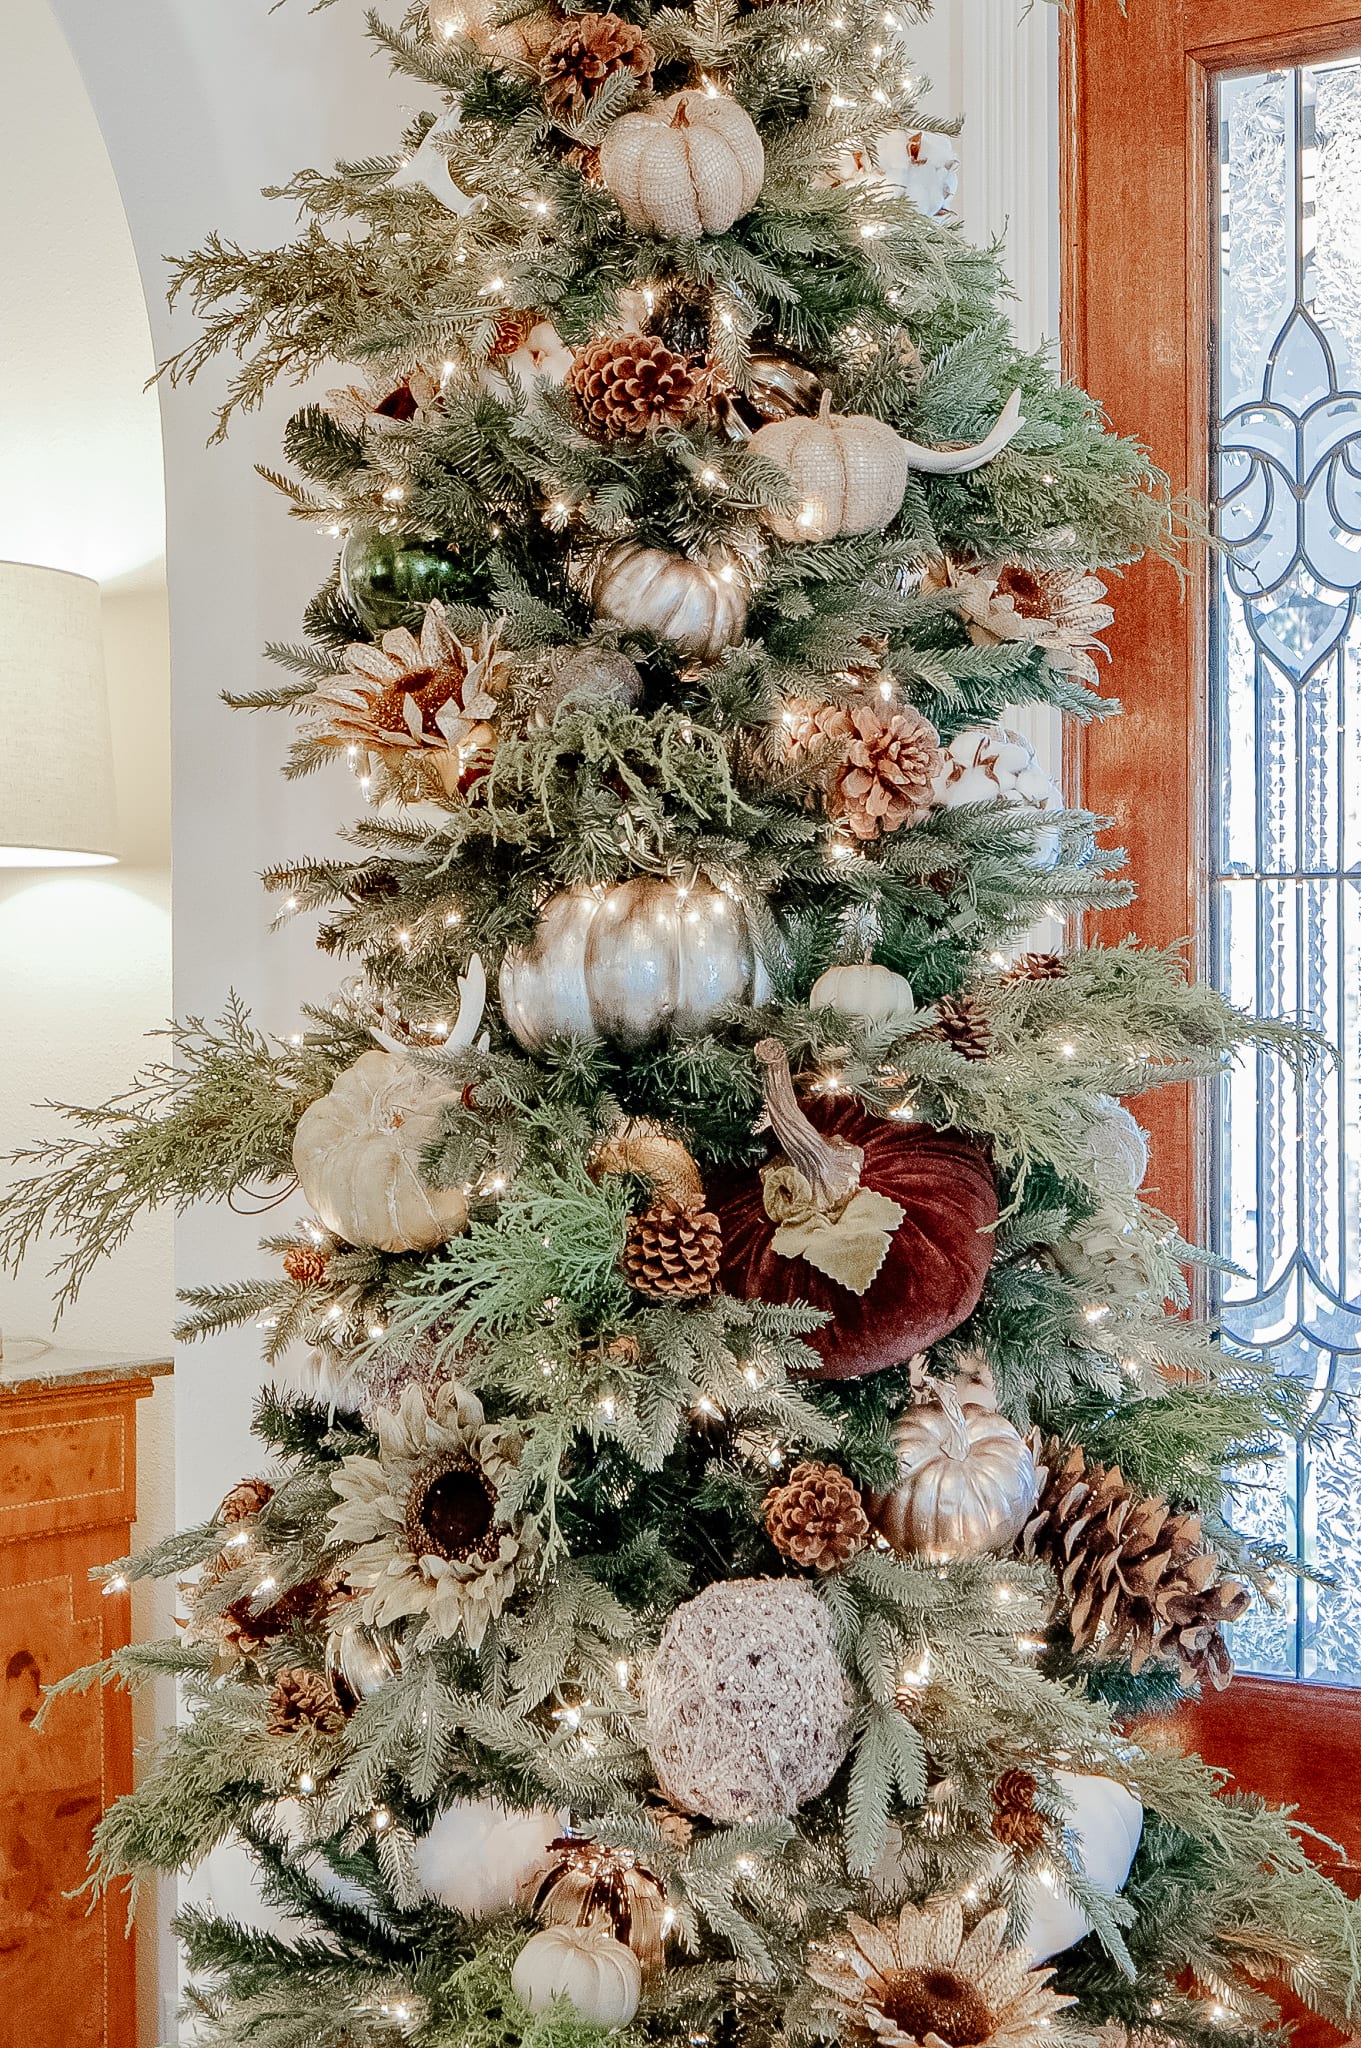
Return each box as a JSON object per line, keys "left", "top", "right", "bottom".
{"left": 569, "top": 335, "right": 698, "bottom": 438}
{"left": 219, "top": 1477, "right": 274, "bottom": 1525}
{"left": 266, "top": 1667, "right": 345, "bottom": 1738}
{"left": 764, "top": 1460, "right": 869, "bottom": 1572}
{"left": 539, "top": 12, "right": 654, "bottom": 120}
{"left": 622, "top": 1199, "right": 722, "bottom": 1299}
{"left": 563, "top": 142, "right": 604, "bottom": 185}
{"left": 1003, "top": 951, "right": 1067, "bottom": 985}
{"left": 283, "top": 1244, "right": 329, "bottom": 1289}
{"left": 490, "top": 309, "right": 535, "bottom": 360}
{"left": 1024, "top": 1436, "right": 1252, "bottom": 1690}
{"left": 787, "top": 700, "right": 943, "bottom": 840}
{"left": 991, "top": 1768, "right": 1049, "bottom": 1850}
{"left": 926, "top": 991, "right": 994, "bottom": 1061}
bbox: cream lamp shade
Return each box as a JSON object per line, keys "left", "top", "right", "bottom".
{"left": 0, "top": 561, "right": 118, "bottom": 865}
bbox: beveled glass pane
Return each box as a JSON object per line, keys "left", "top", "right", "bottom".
{"left": 1212, "top": 57, "right": 1361, "bottom": 1682}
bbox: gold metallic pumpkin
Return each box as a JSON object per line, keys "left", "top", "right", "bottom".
{"left": 585, "top": 541, "right": 747, "bottom": 656}
{"left": 869, "top": 1395, "right": 1039, "bottom": 1561}
{"left": 528, "top": 1837, "right": 670, "bottom": 1980}
{"left": 499, "top": 878, "right": 769, "bottom": 1051}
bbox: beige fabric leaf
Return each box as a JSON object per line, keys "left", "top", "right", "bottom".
{"left": 762, "top": 1160, "right": 905, "bottom": 1294}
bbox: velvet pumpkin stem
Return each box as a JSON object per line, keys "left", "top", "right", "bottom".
{"left": 591, "top": 1118, "right": 705, "bottom": 1208}
{"left": 753, "top": 1039, "right": 864, "bottom": 1210}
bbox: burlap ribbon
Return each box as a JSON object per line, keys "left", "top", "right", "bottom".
{"left": 760, "top": 1161, "right": 905, "bottom": 1295}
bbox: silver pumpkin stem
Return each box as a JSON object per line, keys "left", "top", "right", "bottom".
{"left": 754, "top": 1039, "right": 864, "bottom": 1210}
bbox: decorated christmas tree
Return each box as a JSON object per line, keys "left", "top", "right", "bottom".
{"left": 6, "top": 2, "right": 1361, "bottom": 2044}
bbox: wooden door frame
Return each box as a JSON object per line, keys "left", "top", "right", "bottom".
{"left": 1059, "top": 0, "right": 1361, "bottom": 1249}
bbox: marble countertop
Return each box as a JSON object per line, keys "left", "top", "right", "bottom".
{"left": 0, "top": 1338, "right": 173, "bottom": 1396}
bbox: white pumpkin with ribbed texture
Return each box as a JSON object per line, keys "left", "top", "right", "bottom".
{"left": 752, "top": 392, "right": 910, "bottom": 541}
{"left": 292, "top": 1049, "right": 467, "bottom": 1253}
{"left": 586, "top": 541, "right": 747, "bottom": 656}
{"left": 599, "top": 90, "right": 764, "bottom": 239}
{"left": 810, "top": 962, "right": 916, "bottom": 1031}
{"left": 512, "top": 1926, "right": 642, "bottom": 2025}
{"left": 868, "top": 1394, "right": 1039, "bottom": 1561}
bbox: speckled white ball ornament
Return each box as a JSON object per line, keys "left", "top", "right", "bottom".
{"left": 1084, "top": 1095, "right": 1149, "bottom": 1194}
{"left": 930, "top": 722, "right": 1065, "bottom": 869}
{"left": 645, "top": 1578, "right": 853, "bottom": 1822}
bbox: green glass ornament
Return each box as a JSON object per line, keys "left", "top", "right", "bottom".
{"left": 340, "top": 530, "right": 489, "bottom": 633}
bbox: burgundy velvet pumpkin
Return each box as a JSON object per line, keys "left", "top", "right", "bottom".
{"left": 710, "top": 1044, "right": 997, "bottom": 1380}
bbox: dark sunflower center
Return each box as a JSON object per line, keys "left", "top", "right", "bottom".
{"left": 374, "top": 663, "right": 464, "bottom": 737}
{"left": 995, "top": 565, "right": 1045, "bottom": 617}
{"left": 875, "top": 1967, "right": 993, "bottom": 2048}
{"left": 407, "top": 1459, "right": 497, "bottom": 1562}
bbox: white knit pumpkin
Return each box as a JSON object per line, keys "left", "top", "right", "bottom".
{"left": 751, "top": 393, "right": 910, "bottom": 542}
{"left": 585, "top": 542, "right": 747, "bottom": 656}
{"left": 292, "top": 1049, "right": 468, "bottom": 1253}
{"left": 512, "top": 1926, "right": 642, "bottom": 2025}
{"left": 599, "top": 90, "right": 764, "bottom": 239}
{"left": 810, "top": 962, "right": 916, "bottom": 1030}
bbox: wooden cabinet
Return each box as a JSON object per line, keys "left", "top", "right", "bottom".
{"left": 0, "top": 1360, "right": 167, "bottom": 2048}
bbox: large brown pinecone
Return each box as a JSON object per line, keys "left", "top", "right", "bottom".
{"left": 990, "top": 1768, "right": 1048, "bottom": 1850}
{"left": 764, "top": 1461, "right": 869, "bottom": 1572}
{"left": 219, "top": 1477, "right": 274, "bottom": 1525}
{"left": 622, "top": 1199, "right": 722, "bottom": 1298}
{"left": 786, "top": 699, "right": 943, "bottom": 840}
{"left": 539, "top": 12, "right": 654, "bottom": 120}
{"left": 569, "top": 335, "right": 698, "bottom": 438}
{"left": 266, "top": 1667, "right": 345, "bottom": 1737}
{"left": 925, "top": 990, "right": 994, "bottom": 1061}
{"left": 1023, "top": 1436, "right": 1252, "bottom": 1690}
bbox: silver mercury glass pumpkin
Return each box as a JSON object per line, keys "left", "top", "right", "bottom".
{"left": 499, "top": 877, "right": 770, "bottom": 1052}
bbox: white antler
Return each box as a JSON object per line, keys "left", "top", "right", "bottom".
{"left": 444, "top": 953, "right": 487, "bottom": 1052}
{"left": 897, "top": 388, "right": 1024, "bottom": 475}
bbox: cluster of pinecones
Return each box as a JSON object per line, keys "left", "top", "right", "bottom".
{"left": 266, "top": 1667, "right": 346, "bottom": 1738}
{"left": 1023, "top": 1436, "right": 1251, "bottom": 1689}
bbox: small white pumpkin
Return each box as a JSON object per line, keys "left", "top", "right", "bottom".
{"left": 512, "top": 1925, "right": 642, "bottom": 2025}
{"left": 751, "top": 392, "right": 910, "bottom": 542}
{"left": 997, "top": 1771, "right": 1144, "bottom": 1964}
{"left": 810, "top": 962, "right": 916, "bottom": 1031}
{"left": 600, "top": 89, "right": 764, "bottom": 239}
{"left": 292, "top": 1049, "right": 468, "bottom": 1253}
{"left": 586, "top": 541, "right": 747, "bottom": 656}
{"left": 413, "top": 1798, "right": 563, "bottom": 1918}
{"left": 868, "top": 1394, "right": 1040, "bottom": 1562}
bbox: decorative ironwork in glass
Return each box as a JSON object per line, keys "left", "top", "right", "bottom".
{"left": 1211, "top": 57, "right": 1361, "bottom": 1680}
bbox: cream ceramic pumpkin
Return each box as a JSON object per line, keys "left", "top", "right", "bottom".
{"left": 810, "top": 962, "right": 916, "bottom": 1031}
{"left": 586, "top": 541, "right": 747, "bottom": 656}
{"left": 995, "top": 1771, "right": 1144, "bottom": 1963}
{"left": 500, "top": 877, "right": 770, "bottom": 1051}
{"left": 868, "top": 1395, "right": 1039, "bottom": 1561}
{"left": 512, "top": 1925, "right": 642, "bottom": 2025}
{"left": 751, "top": 392, "right": 910, "bottom": 542}
{"left": 292, "top": 1049, "right": 468, "bottom": 1253}
{"left": 599, "top": 90, "right": 764, "bottom": 239}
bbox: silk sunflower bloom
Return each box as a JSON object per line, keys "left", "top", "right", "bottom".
{"left": 809, "top": 1897, "right": 1074, "bottom": 2048}
{"left": 326, "top": 1381, "right": 531, "bottom": 1647}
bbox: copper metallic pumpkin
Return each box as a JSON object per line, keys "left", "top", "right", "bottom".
{"left": 528, "top": 1837, "right": 670, "bottom": 1980}
{"left": 868, "top": 1397, "right": 1039, "bottom": 1560}
{"left": 709, "top": 1043, "right": 996, "bottom": 1379}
